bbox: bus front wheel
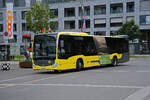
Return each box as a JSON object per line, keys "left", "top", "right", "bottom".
{"left": 76, "top": 59, "right": 83, "bottom": 71}
{"left": 112, "top": 57, "right": 118, "bottom": 67}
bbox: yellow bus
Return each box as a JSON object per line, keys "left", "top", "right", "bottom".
{"left": 32, "top": 32, "right": 129, "bottom": 71}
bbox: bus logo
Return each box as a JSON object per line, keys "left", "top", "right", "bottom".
{"left": 48, "top": 60, "right": 52, "bottom": 64}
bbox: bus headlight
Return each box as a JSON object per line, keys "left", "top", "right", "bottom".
{"left": 32, "top": 63, "right": 36, "bottom": 67}
{"left": 52, "top": 63, "right": 59, "bottom": 67}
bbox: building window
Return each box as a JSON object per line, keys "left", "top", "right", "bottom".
{"left": 51, "top": 9, "right": 58, "bottom": 17}
{"left": 25, "top": 0, "right": 31, "bottom": 7}
{"left": 126, "top": 16, "right": 134, "bottom": 22}
{"left": 22, "top": 37, "right": 31, "bottom": 43}
{"left": 94, "top": 5, "right": 106, "bottom": 15}
{"left": 14, "top": 0, "right": 20, "bottom": 7}
{"left": 2, "top": 0, "right": 6, "bottom": 8}
{"left": 79, "top": 6, "right": 90, "bottom": 16}
{"left": 0, "top": 35, "right": 4, "bottom": 43}
{"left": 14, "top": 0, "right": 19, "bottom": 7}
{"left": 140, "top": 15, "right": 150, "bottom": 25}
{"left": 14, "top": 0, "right": 25, "bottom": 7}
{"left": 0, "top": 24, "right": 3, "bottom": 32}
{"left": 22, "top": 35, "right": 31, "bottom": 43}
{"left": 13, "top": 23, "right": 17, "bottom": 32}
{"left": 110, "top": 3, "right": 123, "bottom": 14}
{"left": 110, "top": 23, "right": 122, "bottom": 27}
{"left": 94, "top": 23, "right": 106, "bottom": 28}
{"left": 8, "top": 35, "right": 17, "bottom": 43}
{"left": 127, "top": 2, "right": 134, "bottom": 12}
{"left": 79, "top": 19, "right": 90, "bottom": 29}
{"left": 110, "top": 17, "right": 123, "bottom": 27}
{"left": 22, "top": 11, "right": 27, "bottom": 20}
{"left": 64, "top": 8, "right": 75, "bottom": 17}
{"left": 13, "top": 11, "right": 17, "bottom": 21}
{"left": 31, "top": 0, "right": 36, "bottom": 5}
{"left": 110, "top": 31, "right": 118, "bottom": 36}
{"left": 22, "top": 23, "right": 29, "bottom": 31}
{"left": 50, "top": 21, "right": 58, "bottom": 30}
{"left": 37, "top": 0, "right": 42, "bottom": 2}
{"left": 64, "top": 21, "right": 75, "bottom": 29}
{"left": 140, "top": 0, "right": 150, "bottom": 11}
{"left": 94, "top": 31, "right": 106, "bottom": 36}
{"left": 94, "top": 19, "right": 106, "bottom": 28}
{"left": 0, "top": 12, "right": 3, "bottom": 21}
{"left": 46, "top": 0, "right": 76, "bottom": 4}
{"left": 20, "top": 46, "right": 25, "bottom": 55}
{"left": 85, "top": 32, "right": 90, "bottom": 34}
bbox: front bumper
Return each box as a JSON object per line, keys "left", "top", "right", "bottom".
{"left": 33, "top": 65, "right": 59, "bottom": 70}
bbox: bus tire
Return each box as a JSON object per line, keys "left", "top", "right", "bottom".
{"left": 76, "top": 59, "right": 84, "bottom": 71}
{"left": 112, "top": 57, "right": 118, "bottom": 67}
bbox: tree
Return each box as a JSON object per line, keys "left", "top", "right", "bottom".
{"left": 26, "top": 2, "right": 56, "bottom": 34}
{"left": 118, "top": 20, "right": 140, "bottom": 41}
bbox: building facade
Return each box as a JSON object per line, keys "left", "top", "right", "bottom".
{"left": 0, "top": 0, "right": 150, "bottom": 56}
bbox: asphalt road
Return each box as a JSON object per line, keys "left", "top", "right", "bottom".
{"left": 0, "top": 58, "right": 150, "bottom": 100}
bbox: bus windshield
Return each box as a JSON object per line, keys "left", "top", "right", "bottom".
{"left": 33, "top": 35, "right": 56, "bottom": 60}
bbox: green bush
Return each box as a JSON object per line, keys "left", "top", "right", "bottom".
{"left": 14, "top": 55, "right": 25, "bottom": 61}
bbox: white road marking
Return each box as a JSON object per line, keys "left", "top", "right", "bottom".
{"left": 92, "top": 70, "right": 150, "bottom": 73}
{"left": 90, "top": 70, "right": 129, "bottom": 73}
{"left": 1, "top": 70, "right": 150, "bottom": 83}
{"left": 0, "top": 62, "right": 19, "bottom": 65}
{"left": 0, "top": 75, "right": 36, "bottom": 83}
{"left": 109, "top": 70, "right": 129, "bottom": 73}
{"left": 136, "top": 71, "right": 150, "bottom": 73}
{"left": 0, "top": 83, "right": 144, "bottom": 89}
{"left": 124, "top": 86, "right": 150, "bottom": 100}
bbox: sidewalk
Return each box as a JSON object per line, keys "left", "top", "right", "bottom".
{"left": 131, "top": 54, "right": 150, "bottom": 56}
{"left": 0, "top": 61, "right": 19, "bottom": 65}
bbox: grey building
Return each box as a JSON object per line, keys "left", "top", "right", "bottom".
{"left": 0, "top": 0, "right": 150, "bottom": 57}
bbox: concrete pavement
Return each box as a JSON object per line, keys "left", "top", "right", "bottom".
{"left": 0, "top": 58, "right": 150, "bottom": 100}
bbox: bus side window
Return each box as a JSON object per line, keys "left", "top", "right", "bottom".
{"left": 59, "top": 40, "right": 65, "bottom": 55}
{"left": 84, "top": 37, "right": 97, "bottom": 56}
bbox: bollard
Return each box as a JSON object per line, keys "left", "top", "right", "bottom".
{"left": 1, "top": 63, "right": 10, "bottom": 71}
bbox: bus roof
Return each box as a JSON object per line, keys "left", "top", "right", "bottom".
{"left": 35, "top": 32, "right": 88, "bottom": 36}
{"left": 58, "top": 32, "right": 88, "bottom": 36}
{"left": 34, "top": 32, "right": 127, "bottom": 39}
{"left": 93, "top": 35, "right": 128, "bottom": 38}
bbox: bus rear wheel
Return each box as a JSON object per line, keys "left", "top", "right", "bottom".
{"left": 76, "top": 59, "right": 83, "bottom": 71}
{"left": 112, "top": 57, "right": 118, "bottom": 67}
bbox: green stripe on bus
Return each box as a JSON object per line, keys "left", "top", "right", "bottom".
{"left": 99, "top": 55, "right": 111, "bottom": 65}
